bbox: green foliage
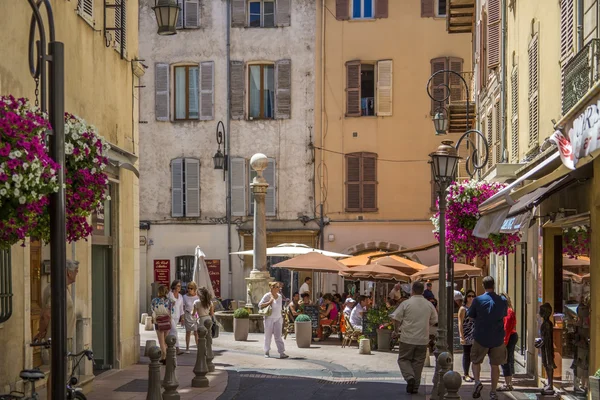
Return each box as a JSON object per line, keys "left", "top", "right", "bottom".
{"left": 594, "top": 368, "right": 600, "bottom": 378}
{"left": 295, "top": 314, "right": 311, "bottom": 322}
{"left": 233, "top": 308, "right": 250, "bottom": 319}
{"left": 366, "top": 306, "right": 392, "bottom": 331}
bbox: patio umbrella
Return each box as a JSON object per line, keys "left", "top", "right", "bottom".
{"left": 343, "top": 263, "right": 410, "bottom": 280}
{"left": 230, "top": 243, "right": 350, "bottom": 258}
{"left": 411, "top": 263, "right": 483, "bottom": 281}
{"left": 562, "top": 269, "right": 583, "bottom": 283}
{"left": 369, "top": 256, "right": 427, "bottom": 275}
{"left": 192, "top": 246, "right": 216, "bottom": 298}
{"left": 562, "top": 256, "right": 590, "bottom": 266}
{"left": 272, "top": 252, "right": 349, "bottom": 273}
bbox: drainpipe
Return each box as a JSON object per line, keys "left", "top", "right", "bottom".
{"left": 319, "top": 0, "right": 325, "bottom": 247}
{"left": 500, "top": 0, "right": 508, "bottom": 162}
{"left": 578, "top": 0, "right": 584, "bottom": 51}
{"left": 226, "top": 0, "right": 233, "bottom": 299}
{"left": 71, "top": 242, "right": 76, "bottom": 355}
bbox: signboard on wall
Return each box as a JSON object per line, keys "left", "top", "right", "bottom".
{"left": 154, "top": 259, "right": 171, "bottom": 287}
{"left": 92, "top": 203, "right": 105, "bottom": 235}
{"left": 205, "top": 259, "right": 221, "bottom": 298}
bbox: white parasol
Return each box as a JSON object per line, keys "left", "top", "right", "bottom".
{"left": 192, "top": 246, "right": 216, "bottom": 299}
{"left": 230, "top": 243, "right": 350, "bottom": 258}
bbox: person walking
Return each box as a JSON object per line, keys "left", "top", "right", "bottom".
{"left": 151, "top": 284, "right": 173, "bottom": 364}
{"left": 259, "top": 282, "right": 289, "bottom": 359}
{"left": 458, "top": 289, "right": 476, "bottom": 382}
{"left": 468, "top": 276, "right": 508, "bottom": 399}
{"left": 498, "top": 294, "right": 518, "bottom": 392}
{"left": 390, "top": 282, "right": 438, "bottom": 395}
{"left": 183, "top": 281, "right": 200, "bottom": 353}
{"left": 193, "top": 287, "right": 214, "bottom": 337}
{"left": 168, "top": 280, "right": 185, "bottom": 355}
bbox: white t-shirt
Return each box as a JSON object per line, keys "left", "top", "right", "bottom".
{"left": 259, "top": 292, "right": 283, "bottom": 320}
{"left": 299, "top": 282, "right": 310, "bottom": 295}
{"left": 350, "top": 303, "right": 365, "bottom": 328}
{"left": 168, "top": 291, "right": 184, "bottom": 320}
{"left": 183, "top": 294, "right": 198, "bottom": 313}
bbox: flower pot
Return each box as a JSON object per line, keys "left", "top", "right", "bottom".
{"left": 295, "top": 321, "right": 312, "bottom": 348}
{"left": 233, "top": 318, "right": 249, "bottom": 341}
{"left": 376, "top": 328, "right": 393, "bottom": 351}
{"left": 590, "top": 375, "right": 600, "bottom": 400}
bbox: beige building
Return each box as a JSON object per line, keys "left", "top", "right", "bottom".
{"left": 0, "top": 0, "right": 141, "bottom": 392}
{"left": 314, "top": 0, "right": 472, "bottom": 293}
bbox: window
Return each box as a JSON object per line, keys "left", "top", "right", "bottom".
{"left": 345, "top": 60, "right": 393, "bottom": 117}
{"left": 176, "top": 0, "right": 200, "bottom": 29}
{"left": 114, "top": 0, "right": 126, "bottom": 53}
{"left": 171, "top": 158, "right": 200, "bottom": 217}
{"left": 248, "top": 64, "right": 275, "bottom": 119}
{"left": 487, "top": 0, "right": 501, "bottom": 69}
{"left": 345, "top": 152, "right": 377, "bottom": 212}
{"left": 436, "top": 0, "right": 447, "bottom": 17}
{"left": 174, "top": 65, "right": 200, "bottom": 120}
{"left": 229, "top": 157, "right": 277, "bottom": 216}
{"left": 430, "top": 57, "right": 464, "bottom": 114}
{"left": 249, "top": 0, "right": 275, "bottom": 27}
{"left": 352, "top": 0, "right": 374, "bottom": 19}
{"left": 77, "top": 0, "right": 94, "bottom": 23}
{"left": 511, "top": 67, "right": 519, "bottom": 162}
{"left": 528, "top": 34, "right": 539, "bottom": 149}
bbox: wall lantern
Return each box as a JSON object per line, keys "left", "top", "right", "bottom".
{"left": 152, "top": 0, "right": 180, "bottom": 36}
{"left": 429, "top": 140, "right": 460, "bottom": 183}
{"left": 213, "top": 121, "right": 228, "bottom": 180}
{"left": 433, "top": 108, "right": 449, "bottom": 135}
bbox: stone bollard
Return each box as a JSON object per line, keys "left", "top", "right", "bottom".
{"left": 203, "top": 318, "right": 215, "bottom": 372}
{"left": 141, "top": 313, "right": 149, "bottom": 324}
{"left": 145, "top": 316, "right": 155, "bottom": 331}
{"left": 192, "top": 326, "right": 209, "bottom": 387}
{"left": 424, "top": 347, "right": 431, "bottom": 367}
{"left": 145, "top": 340, "right": 157, "bottom": 357}
{"left": 436, "top": 352, "right": 453, "bottom": 399}
{"left": 443, "top": 370, "right": 462, "bottom": 399}
{"left": 162, "top": 335, "right": 180, "bottom": 400}
{"left": 358, "top": 338, "right": 371, "bottom": 354}
{"left": 146, "top": 346, "right": 163, "bottom": 400}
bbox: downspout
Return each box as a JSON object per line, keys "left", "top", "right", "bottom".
{"left": 226, "top": 0, "right": 233, "bottom": 299}
{"left": 578, "top": 0, "right": 584, "bottom": 51}
{"left": 500, "top": 0, "right": 508, "bottom": 162}
{"left": 319, "top": 0, "right": 325, "bottom": 248}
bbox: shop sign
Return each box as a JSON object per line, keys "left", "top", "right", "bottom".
{"left": 551, "top": 100, "right": 600, "bottom": 169}
{"left": 92, "top": 202, "right": 105, "bottom": 235}
{"left": 154, "top": 259, "right": 171, "bottom": 287}
{"left": 205, "top": 259, "right": 221, "bottom": 298}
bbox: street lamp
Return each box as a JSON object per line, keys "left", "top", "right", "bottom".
{"left": 213, "top": 121, "right": 227, "bottom": 180}
{"left": 427, "top": 69, "right": 489, "bottom": 399}
{"left": 152, "top": 0, "right": 180, "bottom": 35}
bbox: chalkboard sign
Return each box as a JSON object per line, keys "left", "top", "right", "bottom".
{"left": 303, "top": 305, "right": 320, "bottom": 329}
{"left": 453, "top": 314, "right": 463, "bottom": 352}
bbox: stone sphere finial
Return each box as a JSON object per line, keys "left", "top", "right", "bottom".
{"left": 166, "top": 335, "right": 177, "bottom": 346}
{"left": 438, "top": 351, "right": 452, "bottom": 368}
{"left": 250, "top": 153, "right": 268, "bottom": 172}
{"left": 443, "top": 370, "right": 462, "bottom": 392}
{"left": 148, "top": 345, "right": 162, "bottom": 361}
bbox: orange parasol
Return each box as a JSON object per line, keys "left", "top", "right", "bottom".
{"left": 341, "top": 263, "right": 411, "bottom": 282}
{"left": 411, "top": 263, "right": 483, "bottom": 281}
{"left": 272, "top": 252, "right": 349, "bottom": 273}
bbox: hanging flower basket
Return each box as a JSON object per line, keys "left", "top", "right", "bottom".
{"left": 0, "top": 96, "right": 59, "bottom": 248}
{"left": 32, "top": 113, "right": 111, "bottom": 243}
{"left": 563, "top": 225, "right": 590, "bottom": 259}
{"left": 431, "top": 180, "right": 520, "bottom": 261}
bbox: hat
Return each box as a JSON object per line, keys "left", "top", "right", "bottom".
{"left": 345, "top": 298, "right": 356, "bottom": 304}
{"left": 454, "top": 291, "right": 464, "bottom": 301}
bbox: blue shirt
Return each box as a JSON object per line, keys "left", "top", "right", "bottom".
{"left": 467, "top": 291, "right": 507, "bottom": 348}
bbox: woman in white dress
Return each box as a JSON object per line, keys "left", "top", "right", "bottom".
{"left": 259, "top": 282, "right": 289, "bottom": 359}
{"left": 168, "top": 280, "right": 185, "bottom": 355}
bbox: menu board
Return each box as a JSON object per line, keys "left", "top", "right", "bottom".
{"left": 205, "top": 259, "right": 221, "bottom": 298}
{"left": 453, "top": 314, "right": 462, "bottom": 351}
{"left": 302, "top": 305, "right": 320, "bottom": 329}
{"left": 153, "top": 259, "right": 171, "bottom": 287}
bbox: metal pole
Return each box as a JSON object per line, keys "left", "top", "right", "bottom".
{"left": 447, "top": 255, "right": 454, "bottom": 353}
{"left": 48, "top": 40, "right": 67, "bottom": 400}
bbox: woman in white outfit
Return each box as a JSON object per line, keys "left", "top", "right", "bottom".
{"left": 168, "top": 279, "right": 185, "bottom": 355}
{"left": 259, "top": 282, "right": 289, "bottom": 359}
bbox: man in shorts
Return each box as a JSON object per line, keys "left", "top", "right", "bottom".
{"left": 467, "top": 276, "right": 508, "bottom": 399}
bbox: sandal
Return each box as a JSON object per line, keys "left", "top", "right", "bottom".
{"left": 463, "top": 375, "right": 473, "bottom": 382}
{"left": 472, "top": 382, "right": 483, "bottom": 398}
{"left": 496, "top": 384, "right": 513, "bottom": 392}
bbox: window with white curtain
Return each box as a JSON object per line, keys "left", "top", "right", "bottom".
{"left": 174, "top": 65, "right": 199, "bottom": 120}
{"left": 248, "top": 64, "right": 275, "bottom": 119}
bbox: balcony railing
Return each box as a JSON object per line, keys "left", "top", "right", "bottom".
{"left": 562, "top": 39, "right": 600, "bottom": 115}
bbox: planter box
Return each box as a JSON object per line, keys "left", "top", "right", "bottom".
{"left": 376, "top": 328, "right": 393, "bottom": 351}
{"left": 233, "top": 318, "right": 249, "bottom": 341}
{"left": 295, "top": 321, "right": 312, "bottom": 348}
{"left": 590, "top": 375, "right": 600, "bottom": 400}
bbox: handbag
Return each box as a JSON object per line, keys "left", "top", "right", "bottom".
{"left": 259, "top": 304, "right": 273, "bottom": 317}
{"left": 211, "top": 316, "right": 219, "bottom": 338}
{"left": 156, "top": 315, "right": 171, "bottom": 332}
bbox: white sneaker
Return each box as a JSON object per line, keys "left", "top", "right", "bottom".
{"left": 264, "top": 352, "right": 270, "bottom": 358}
{"left": 279, "top": 353, "right": 289, "bottom": 359}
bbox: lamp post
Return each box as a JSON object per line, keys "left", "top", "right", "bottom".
{"left": 213, "top": 120, "right": 227, "bottom": 181}
{"left": 152, "top": 0, "right": 180, "bottom": 35}
{"left": 427, "top": 69, "right": 489, "bottom": 398}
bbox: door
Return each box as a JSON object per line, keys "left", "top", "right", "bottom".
{"left": 30, "top": 240, "right": 42, "bottom": 367}
{"left": 92, "top": 245, "right": 113, "bottom": 371}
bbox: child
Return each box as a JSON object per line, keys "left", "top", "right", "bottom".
{"left": 182, "top": 281, "right": 199, "bottom": 352}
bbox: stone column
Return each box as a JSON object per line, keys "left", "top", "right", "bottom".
{"left": 245, "top": 153, "right": 272, "bottom": 311}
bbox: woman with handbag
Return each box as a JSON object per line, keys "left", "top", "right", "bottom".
{"left": 151, "top": 285, "right": 173, "bottom": 364}
{"left": 259, "top": 282, "right": 289, "bottom": 359}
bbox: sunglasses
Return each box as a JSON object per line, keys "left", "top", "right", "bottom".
{"left": 467, "top": 295, "right": 475, "bottom": 298}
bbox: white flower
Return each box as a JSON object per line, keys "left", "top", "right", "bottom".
{"left": 106, "top": 195, "right": 111, "bottom": 201}
{"left": 22, "top": 163, "right": 28, "bottom": 170}
{"left": 91, "top": 168, "right": 96, "bottom": 174}
{"left": 65, "top": 143, "right": 74, "bottom": 155}
{"left": 0, "top": 189, "right": 6, "bottom": 196}
{"left": 8, "top": 152, "right": 16, "bottom": 160}
{"left": 13, "top": 150, "right": 22, "bottom": 158}
{"left": 14, "top": 182, "right": 20, "bottom": 188}
{"left": 18, "top": 196, "right": 26, "bottom": 204}
{"left": 13, "top": 188, "right": 19, "bottom": 197}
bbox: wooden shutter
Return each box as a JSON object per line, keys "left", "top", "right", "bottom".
{"left": 336, "top": 0, "right": 349, "bottom": 20}
{"left": 376, "top": 60, "right": 393, "bottom": 116}
{"left": 77, "top": 0, "right": 94, "bottom": 21}
{"left": 276, "top": 0, "right": 291, "bottom": 27}
{"left": 511, "top": 67, "right": 519, "bottom": 162}
{"left": 421, "top": 0, "right": 434, "bottom": 17}
{"left": 346, "top": 61, "right": 361, "bottom": 117}
{"left": 155, "top": 63, "right": 170, "bottom": 121}
{"left": 449, "top": 57, "right": 464, "bottom": 101}
{"left": 275, "top": 59, "right": 292, "bottom": 119}
{"left": 362, "top": 154, "right": 377, "bottom": 211}
{"left": 230, "top": 158, "right": 247, "bottom": 216}
{"left": 230, "top": 61, "right": 245, "bottom": 120}
{"left": 200, "top": 61, "right": 214, "bottom": 120}
{"left": 114, "top": 0, "right": 126, "bottom": 52}
{"left": 430, "top": 57, "right": 446, "bottom": 114}
{"left": 494, "top": 101, "right": 501, "bottom": 164}
{"left": 486, "top": 111, "right": 493, "bottom": 168}
{"left": 171, "top": 158, "right": 184, "bottom": 217}
{"left": 176, "top": 0, "right": 183, "bottom": 29}
{"left": 487, "top": 0, "right": 500, "bottom": 68}
{"left": 528, "top": 35, "right": 539, "bottom": 148}
{"left": 231, "top": 0, "right": 246, "bottom": 27}
{"left": 265, "top": 158, "right": 276, "bottom": 216}
{"left": 375, "top": 0, "right": 389, "bottom": 18}
{"left": 184, "top": 0, "right": 199, "bottom": 28}
{"left": 185, "top": 158, "right": 200, "bottom": 217}
{"left": 560, "top": 0, "right": 574, "bottom": 61}
{"left": 345, "top": 154, "right": 361, "bottom": 212}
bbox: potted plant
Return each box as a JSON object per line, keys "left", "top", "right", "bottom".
{"left": 366, "top": 305, "right": 393, "bottom": 351}
{"left": 294, "top": 314, "right": 312, "bottom": 348}
{"left": 233, "top": 308, "right": 250, "bottom": 341}
{"left": 590, "top": 369, "right": 600, "bottom": 400}
{"left": 376, "top": 322, "right": 394, "bottom": 352}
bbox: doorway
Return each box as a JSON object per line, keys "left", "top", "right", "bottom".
{"left": 92, "top": 245, "right": 113, "bottom": 372}
{"left": 30, "top": 239, "right": 42, "bottom": 367}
